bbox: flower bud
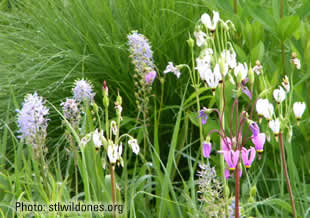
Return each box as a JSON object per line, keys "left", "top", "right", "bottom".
{"left": 248, "top": 67, "right": 254, "bottom": 85}
{"left": 250, "top": 185, "right": 257, "bottom": 197}
{"left": 103, "top": 95, "right": 109, "bottom": 108}
{"left": 116, "top": 91, "right": 122, "bottom": 106}
{"left": 187, "top": 36, "right": 194, "bottom": 48}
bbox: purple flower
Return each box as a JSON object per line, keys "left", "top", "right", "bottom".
{"left": 145, "top": 71, "right": 157, "bottom": 84}
{"left": 241, "top": 86, "right": 252, "bottom": 99}
{"left": 202, "top": 142, "right": 212, "bottom": 158}
{"left": 221, "top": 137, "right": 232, "bottom": 151}
{"left": 251, "top": 133, "right": 266, "bottom": 153}
{"left": 250, "top": 122, "right": 260, "bottom": 137}
{"left": 164, "top": 62, "right": 181, "bottom": 78}
{"left": 241, "top": 147, "right": 256, "bottom": 169}
{"left": 223, "top": 150, "right": 240, "bottom": 170}
{"left": 128, "top": 31, "right": 155, "bottom": 73}
{"left": 17, "top": 92, "right": 49, "bottom": 145}
{"left": 60, "top": 98, "right": 80, "bottom": 128}
{"left": 198, "top": 107, "right": 208, "bottom": 125}
{"left": 73, "top": 79, "right": 95, "bottom": 102}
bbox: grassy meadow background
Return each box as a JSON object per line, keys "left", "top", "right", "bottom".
{"left": 0, "top": 0, "right": 310, "bottom": 217}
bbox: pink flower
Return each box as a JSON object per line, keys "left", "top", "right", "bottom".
{"left": 202, "top": 142, "right": 212, "bottom": 158}
{"left": 225, "top": 167, "right": 242, "bottom": 179}
{"left": 145, "top": 71, "right": 156, "bottom": 84}
{"left": 221, "top": 137, "right": 232, "bottom": 151}
{"left": 223, "top": 150, "right": 240, "bottom": 170}
{"left": 251, "top": 133, "right": 266, "bottom": 153}
{"left": 241, "top": 147, "right": 256, "bottom": 169}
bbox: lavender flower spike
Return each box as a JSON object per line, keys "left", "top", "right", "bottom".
{"left": 241, "top": 147, "right": 256, "bottom": 169}
{"left": 73, "top": 79, "right": 95, "bottom": 102}
{"left": 223, "top": 150, "right": 240, "bottom": 171}
{"left": 202, "top": 141, "right": 212, "bottom": 158}
{"left": 17, "top": 92, "right": 49, "bottom": 145}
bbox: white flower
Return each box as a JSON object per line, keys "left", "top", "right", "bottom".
{"left": 194, "top": 30, "right": 207, "bottom": 47}
{"left": 108, "top": 143, "right": 122, "bottom": 164}
{"left": 269, "top": 119, "right": 280, "bottom": 135}
{"left": 281, "top": 75, "right": 290, "bottom": 93}
{"left": 111, "top": 121, "right": 117, "bottom": 136}
{"left": 201, "top": 11, "right": 220, "bottom": 31}
{"left": 291, "top": 57, "right": 301, "bottom": 69}
{"left": 205, "top": 64, "right": 221, "bottom": 89}
{"left": 293, "top": 102, "right": 306, "bottom": 119}
{"left": 196, "top": 48, "right": 213, "bottom": 80}
{"left": 128, "top": 138, "right": 140, "bottom": 155}
{"left": 79, "top": 133, "right": 92, "bottom": 148}
{"left": 234, "top": 62, "right": 248, "bottom": 81}
{"left": 256, "top": 99, "right": 274, "bottom": 120}
{"left": 221, "top": 49, "right": 236, "bottom": 69}
{"left": 252, "top": 65, "right": 262, "bottom": 75}
{"left": 163, "top": 62, "right": 181, "bottom": 78}
{"left": 92, "top": 129, "right": 105, "bottom": 148}
{"left": 273, "top": 86, "right": 286, "bottom": 103}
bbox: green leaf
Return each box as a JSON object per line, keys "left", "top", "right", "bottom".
{"left": 250, "top": 41, "right": 265, "bottom": 64}
{"left": 276, "top": 16, "right": 300, "bottom": 40}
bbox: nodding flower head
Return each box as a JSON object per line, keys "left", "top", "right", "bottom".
{"left": 291, "top": 53, "right": 301, "bottom": 69}
{"left": 73, "top": 79, "right": 95, "bottom": 103}
{"left": 205, "top": 64, "right": 221, "bottom": 91}
{"left": 273, "top": 86, "right": 286, "bottom": 104}
{"left": 249, "top": 122, "right": 260, "bottom": 137}
{"left": 256, "top": 99, "right": 274, "bottom": 120}
{"left": 128, "top": 138, "right": 140, "bottom": 155}
{"left": 194, "top": 30, "right": 207, "bottom": 47}
{"left": 241, "top": 147, "right": 256, "bottom": 169}
{"left": 163, "top": 62, "right": 181, "bottom": 78}
{"left": 201, "top": 11, "right": 220, "bottom": 32}
{"left": 198, "top": 107, "right": 211, "bottom": 125}
{"left": 293, "top": 102, "right": 306, "bottom": 120}
{"left": 220, "top": 137, "right": 232, "bottom": 151}
{"left": 269, "top": 118, "right": 280, "bottom": 135}
{"left": 202, "top": 141, "right": 212, "bottom": 158}
{"left": 252, "top": 60, "right": 263, "bottom": 75}
{"left": 145, "top": 70, "right": 157, "bottom": 84}
{"left": 251, "top": 133, "right": 266, "bottom": 153}
{"left": 107, "top": 143, "right": 122, "bottom": 165}
{"left": 281, "top": 76, "right": 290, "bottom": 93}
{"left": 223, "top": 150, "right": 240, "bottom": 171}
{"left": 234, "top": 62, "right": 248, "bottom": 83}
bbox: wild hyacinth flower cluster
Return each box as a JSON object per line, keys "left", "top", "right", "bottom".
{"left": 197, "top": 163, "right": 227, "bottom": 217}
{"left": 17, "top": 92, "right": 49, "bottom": 154}
{"left": 73, "top": 79, "right": 95, "bottom": 103}
{"left": 61, "top": 98, "right": 81, "bottom": 129}
{"left": 128, "top": 31, "right": 156, "bottom": 122}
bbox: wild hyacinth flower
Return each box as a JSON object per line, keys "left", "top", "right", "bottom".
{"left": 73, "top": 79, "right": 95, "bottom": 102}
{"left": 60, "top": 98, "right": 80, "bottom": 129}
{"left": 269, "top": 119, "right": 280, "bottom": 136}
{"left": 145, "top": 70, "right": 157, "bottom": 84}
{"left": 163, "top": 62, "right": 181, "bottom": 78}
{"left": 194, "top": 30, "right": 207, "bottom": 47}
{"left": 241, "top": 147, "right": 256, "bottom": 170}
{"left": 293, "top": 102, "right": 306, "bottom": 121}
{"left": 197, "top": 163, "right": 226, "bottom": 216}
{"left": 273, "top": 86, "right": 286, "bottom": 104}
{"left": 201, "top": 11, "right": 220, "bottom": 32}
{"left": 202, "top": 142, "right": 212, "bottom": 158}
{"left": 224, "top": 150, "right": 240, "bottom": 171}
{"left": 128, "top": 31, "right": 155, "bottom": 72}
{"left": 17, "top": 92, "right": 49, "bottom": 147}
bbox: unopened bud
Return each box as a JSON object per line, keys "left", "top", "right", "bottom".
{"left": 249, "top": 67, "right": 254, "bottom": 85}
{"left": 187, "top": 36, "right": 194, "bottom": 48}
{"left": 250, "top": 185, "right": 257, "bottom": 197}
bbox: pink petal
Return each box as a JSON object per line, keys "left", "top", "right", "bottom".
{"left": 251, "top": 133, "right": 266, "bottom": 151}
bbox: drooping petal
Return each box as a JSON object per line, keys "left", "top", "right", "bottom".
{"left": 250, "top": 122, "right": 260, "bottom": 137}
{"left": 251, "top": 133, "right": 266, "bottom": 152}
{"left": 202, "top": 142, "right": 212, "bottom": 158}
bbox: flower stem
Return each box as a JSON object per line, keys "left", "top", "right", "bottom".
{"left": 235, "top": 164, "right": 240, "bottom": 218}
{"left": 110, "top": 164, "right": 117, "bottom": 218}
{"left": 234, "top": 0, "right": 238, "bottom": 14}
{"left": 279, "top": 133, "right": 297, "bottom": 218}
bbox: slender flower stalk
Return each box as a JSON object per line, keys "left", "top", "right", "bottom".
{"left": 279, "top": 133, "right": 297, "bottom": 218}
{"left": 110, "top": 164, "right": 117, "bottom": 218}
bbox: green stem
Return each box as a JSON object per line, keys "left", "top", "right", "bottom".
{"left": 279, "top": 133, "right": 297, "bottom": 218}
{"left": 234, "top": 0, "right": 238, "bottom": 14}
{"left": 110, "top": 164, "right": 117, "bottom": 218}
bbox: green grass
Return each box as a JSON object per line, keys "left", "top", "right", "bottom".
{"left": 0, "top": 0, "right": 310, "bottom": 217}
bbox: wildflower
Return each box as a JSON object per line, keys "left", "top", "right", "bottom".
{"left": 111, "top": 121, "right": 118, "bottom": 135}
{"left": 93, "top": 129, "right": 105, "bottom": 148}
{"left": 252, "top": 60, "right": 263, "bottom": 75}
{"left": 269, "top": 119, "right": 280, "bottom": 136}
{"left": 291, "top": 53, "right": 301, "bottom": 70}
{"left": 73, "top": 79, "right": 95, "bottom": 102}
{"left": 249, "top": 122, "right": 260, "bottom": 137}
{"left": 17, "top": 92, "right": 49, "bottom": 145}
{"left": 194, "top": 30, "right": 207, "bottom": 47}
{"left": 281, "top": 76, "right": 290, "bottom": 93}
{"left": 107, "top": 143, "right": 122, "bottom": 164}
{"left": 293, "top": 102, "right": 306, "bottom": 121}
{"left": 205, "top": 64, "right": 221, "bottom": 91}
{"left": 128, "top": 31, "right": 154, "bottom": 72}
{"left": 224, "top": 168, "right": 230, "bottom": 179}
{"left": 234, "top": 62, "right": 248, "bottom": 82}
{"left": 220, "top": 49, "right": 237, "bottom": 69}
{"left": 198, "top": 107, "right": 210, "bottom": 124}
{"left": 145, "top": 70, "right": 157, "bottom": 84}
{"left": 221, "top": 137, "right": 232, "bottom": 151}
{"left": 196, "top": 49, "right": 213, "bottom": 80}
{"left": 273, "top": 86, "right": 286, "bottom": 104}
{"left": 128, "top": 138, "right": 140, "bottom": 155}
{"left": 60, "top": 98, "right": 81, "bottom": 128}
{"left": 241, "top": 78, "right": 252, "bottom": 99}
{"left": 201, "top": 11, "right": 220, "bottom": 32}
{"left": 241, "top": 147, "right": 256, "bottom": 170}
{"left": 202, "top": 141, "right": 212, "bottom": 158}
{"left": 223, "top": 150, "right": 240, "bottom": 171}
{"left": 256, "top": 99, "right": 274, "bottom": 120}
{"left": 79, "top": 133, "right": 92, "bottom": 149}
{"left": 163, "top": 62, "right": 181, "bottom": 78}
